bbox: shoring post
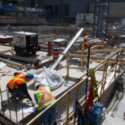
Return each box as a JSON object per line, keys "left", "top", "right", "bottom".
{"left": 73, "top": 86, "right": 79, "bottom": 125}
{"left": 100, "top": 61, "right": 108, "bottom": 96}
{"left": 66, "top": 93, "right": 70, "bottom": 125}
{"left": 66, "top": 54, "right": 69, "bottom": 78}
{"left": 81, "top": 47, "right": 84, "bottom": 67}
{"left": 114, "top": 52, "right": 119, "bottom": 78}
{"left": 85, "top": 45, "right": 90, "bottom": 106}
{"left": 118, "top": 50, "right": 123, "bottom": 72}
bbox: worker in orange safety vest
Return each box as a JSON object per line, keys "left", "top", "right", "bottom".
{"left": 7, "top": 72, "right": 35, "bottom": 106}
{"left": 34, "top": 83, "right": 56, "bottom": 125}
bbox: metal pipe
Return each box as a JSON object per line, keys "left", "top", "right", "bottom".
{"left": 51, "top": 28, "right": 84, "bottom": 70}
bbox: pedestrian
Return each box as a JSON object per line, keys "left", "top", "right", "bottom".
{"left": 7, "top": 72, "right": 35, "bottom": 106}
{"left": 34, "top": 83, "right": 56, "bottom": 125}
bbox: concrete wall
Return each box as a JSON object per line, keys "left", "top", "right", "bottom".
{"left": 89, "top": 2, "right": 125, "bottom": 18}
{"left": 109, "top": 2, "right": 125, "bottom": 18}
{"left": 70, "top": 0, "right": 94, "bottom": 17}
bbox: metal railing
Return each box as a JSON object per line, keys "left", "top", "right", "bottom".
{"left": 0, "top": 46, "right": 124, "bottom": 125}
{"left": 0, "top": 86, "right": 26, "bottom": 125}
{"left": 26, "top": 48, "right": 124, "bottom": 125}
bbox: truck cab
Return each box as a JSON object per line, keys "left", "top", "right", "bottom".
{"left": 13, "top": 31, "right": 39, "bottom": 56}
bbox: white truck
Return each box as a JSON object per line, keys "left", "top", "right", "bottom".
{"left": 13, "top": 31, "right": 40, "bottom": 56}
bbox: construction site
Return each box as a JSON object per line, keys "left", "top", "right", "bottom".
{"left": 0, "top": 0, "right": 125, "bottom": 125}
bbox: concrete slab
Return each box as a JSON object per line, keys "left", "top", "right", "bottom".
{"left": 115, "top": 104, "right": 125, "bottom": 119}
{"left": 101, "top": 114, "right": 125, "bottom": 125}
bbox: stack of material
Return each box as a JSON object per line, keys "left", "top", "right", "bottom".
{"left": 0, "top": 45, "right": 12, "bottom": 53}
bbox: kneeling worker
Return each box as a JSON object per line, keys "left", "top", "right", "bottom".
{"left": 34, "top": 83, "right": 56, "bottom": 125}
{"left": 7, "top": 72, "right": 35, "bottom": 106}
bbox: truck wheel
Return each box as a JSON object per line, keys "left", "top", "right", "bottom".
{"left": 32, "top": 51, "right": 36, "bottom": 55}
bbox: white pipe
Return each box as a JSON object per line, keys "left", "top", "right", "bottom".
{"left": 51, "top": 28, "right": 84, "bottom": 70}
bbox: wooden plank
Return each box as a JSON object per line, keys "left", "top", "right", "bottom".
{"left": 77, "top": 48, "right": 122, "bottom": 53}
{"left": 62, "top": 53, "right": 125, "bottom": 64}
{"left": 64, "top": 66, "right": 120, "bottom": 72}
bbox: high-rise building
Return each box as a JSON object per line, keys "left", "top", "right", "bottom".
{"left": 39, "top": 0, "right": 94, "bottom": 18}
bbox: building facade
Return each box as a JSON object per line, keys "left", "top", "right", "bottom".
{"left": 1, "top": 0, "right": 125, "bottom": 18}
{"left": 39, "top": 0, "right": 94, "bottom": 18}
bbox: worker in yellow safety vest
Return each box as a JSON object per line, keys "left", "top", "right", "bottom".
{"left": 81, "top": 36, "right": 88, "bottom": 67}
{"left": 34, "top": 83, "right": 56, "bottom": 125}
{"left": 81, "top": 35, "right": 88, "bottom": 49}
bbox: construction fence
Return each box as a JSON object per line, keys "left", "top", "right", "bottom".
{"left": 0, "top": 47, "right": 125, "bottom": 125}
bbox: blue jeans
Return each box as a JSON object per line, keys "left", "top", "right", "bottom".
{"left": 40, "top": 105, "right": 56, "bottom": 125}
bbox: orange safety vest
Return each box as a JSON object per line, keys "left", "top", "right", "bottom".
{"left": 35, "top": 87, "right": 56, "bottom": 111}
{"left": 8, "top": 73, "right": 26, "bottom": 89}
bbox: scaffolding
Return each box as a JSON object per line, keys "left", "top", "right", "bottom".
{"left": 93, "top": 0, "right": 110, "bottom": 38}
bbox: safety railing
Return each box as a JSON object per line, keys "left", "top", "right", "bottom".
{"left": 0, "top": 85, "right": 27, "bottom": 125}
{"left": 25, "top": 47, "right": 125, "bottom": 125}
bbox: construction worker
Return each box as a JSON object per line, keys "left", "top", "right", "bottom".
{"left": 103, "top": 41, "right": 107, "bottom": 48}
{"left": 34, "top": 83, "right": 56, "bottom": 125}
{"left": 81, "top": 36, "right": 88, "bottom": 67}
{"left": 81, "top": 35, "right": 88, "bottom": 49}
{"left": 7, "top": 72, "right": 35, "bottom": 106}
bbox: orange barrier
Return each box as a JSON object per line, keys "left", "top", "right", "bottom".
{"left": 53, "top": 48, "right": 60, "bottom": 62}
{"left": 48, "top": 42, "right": 52, "bottom": 56}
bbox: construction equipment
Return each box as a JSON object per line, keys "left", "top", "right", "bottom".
{"left": 13, "top": 31, "right": 40, "bottom": 56}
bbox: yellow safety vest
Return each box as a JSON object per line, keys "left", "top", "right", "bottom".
{"left": 35, "top": 87, "right": 56, "bottom": 111}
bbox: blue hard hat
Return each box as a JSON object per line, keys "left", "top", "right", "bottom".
{"left": 26, "top": 72, "right": 34, "bottom": 80}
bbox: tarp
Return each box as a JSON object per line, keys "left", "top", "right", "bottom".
{"left": 28, "top": 67, "right": 64, "bottom": 90}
